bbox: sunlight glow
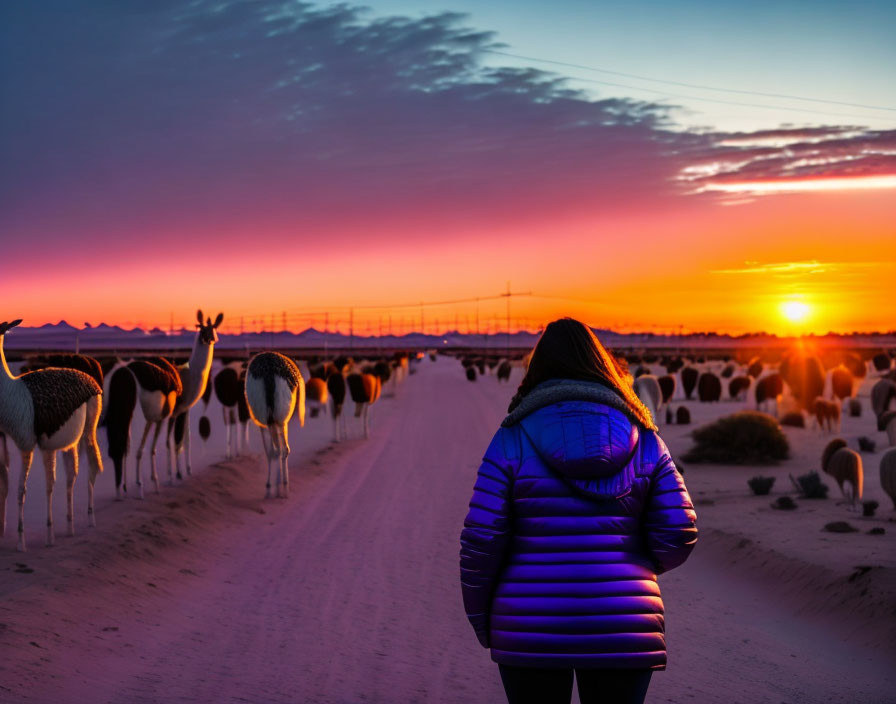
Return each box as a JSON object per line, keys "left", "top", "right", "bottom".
{"left": 781, "top": 300, "right": 811, "bottom": 324}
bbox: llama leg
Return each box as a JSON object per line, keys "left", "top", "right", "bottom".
{"left": 222, "top": 407, "right": 231, "bottom": 459}
{"left": 260, "top": 428, "right": 274, "bottom": 498}
{"left": 270, "top": 428, "right": 283, "bottom": 498}
{"left": 165, "top": 418, "right": 175, "bottom": 486}
{"left": 0, "top": 435, "right": 8, "bottom": 537}
{"left": 243, "top": 421, "right": 250, "bottom": 453}
{"left": 62, "top": 448, "right": 77, "bottom": 536}
{"left": 149, "top": 421, "right": 164, "bottom": 493}
{"left": 363, "top": 405, "right": 370, "bottom": 439}
{"left": 17, "top": 450, "right": 34, "bottom": 552}
{"left": 134, "top": 420, "right": 153, "bottom": 500}
{"left": 42, "top": 450, "right": 57, "bottom": 547}
{"left": 84, "top": 398, "right": 102, "bottom": 527}
{"left": 184, "top": 410, "right": 192, "bottom": 477}
{"left": 279, "top": 422, "right": 290, "bottom": 499}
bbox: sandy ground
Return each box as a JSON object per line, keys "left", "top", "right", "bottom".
{"left": 0, "top": 357, "right": 893, "bottom": 703}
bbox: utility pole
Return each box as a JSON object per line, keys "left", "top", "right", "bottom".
{"left": 500, "top": 281, "right": 532, "bottom": 356}
{"left": 420, "top": 302, "right": 424, "bottom": 337}
{"left": 349, "top": 307, "right": 354, "bottom": 351}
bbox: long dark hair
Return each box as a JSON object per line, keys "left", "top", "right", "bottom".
{"left": 508, "top": 318, "right": 656, "bottom": 430}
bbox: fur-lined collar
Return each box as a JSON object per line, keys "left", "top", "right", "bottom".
{"left": 502, "top": 379, "right": 649, "bottom": 428}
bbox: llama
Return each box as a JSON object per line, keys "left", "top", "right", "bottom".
{"left": 497, "top": 360, "right": 512, "bottom": 383}
{"left": 104, "top": 366, "right": 137, "bottom": 499}
{"left": 872, "top": 353, "right": 892, "bottom": 374}
{"left": 729, "top": 375, "right": 751, "bottom": 401}
{"left": 754, "top": 373, "right": 784, "bottom": 416}
{"left": 347, "top": 372, "right": 381, "bottom": 439}
{"left": 633, "top": 375, "right": 661, "bottom": 424}
{"left": 657, "top": 375, "right": 676, "bottom": 409}
{"left": 245, "top": 352, "right": 304, "bottom": 498}
{"left": 821, "top": 440, "right": 863, "bottom": 509}
{"left": 166, "top": 311, "right": 223, "bottom": 480}
{"left": 829, "top": 366, "right": 854, "bottom": 402}
{"left": 22, "top": 353, "right": 103, "bottom": 387}
{"left": 879, "top": 449, "right": 896, "bottom": 509}
{"left": 0, "top": 320, "right": 103, "bottom": 551}
{"left": 327, "top": 371, "right": 347, "bottom": 441}
{"left": 697, "top": 372, "right": 722, "bottom": 402}
{"left": 120, "top": 356, "right": 182, "bottom": 497}
{"left": 812, "top": 398, "right": 841, "bottom": 433}
{"left": 305, "top": 377, "right": 328, "bottom": 419}
{"left": 878, "top": 410, "right": 896, "bottom": 447}
{"left": 870, "top": 379, "right": 896, "bottom": 419}
{"left": 214, "top": 366, "right": 240, "bottom": 458}
{"left": 680, "top": 367, "right": 698, "bottom": 400}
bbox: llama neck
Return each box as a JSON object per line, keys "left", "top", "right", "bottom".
{"left": 0, "top": 334, "right": 14, "bottom": 385}
{"left": 177, "top": 336, "right": 215, "bottom": 411}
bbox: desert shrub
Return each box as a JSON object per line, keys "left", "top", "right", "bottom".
{"left": 789, "top": 471, "right": 829, "bottom": 498}
{"left": 675, "top": 406, "right": 691, "bottom": 425}
{"left": 721, "top": 364, "right": 736, "bottom": 378}
{"left": 780, "top": 412, "right": 805, "bottom": 428}
{"left": 862, "top": 500, "right": 879, "bottom": 517}
{"left": 747, "top": 476, "right": 775, "bottom": 495}
{"left": 772, "top": 496, "right": 797, "bottom": 510}
{"left": 682, "top": 411, "right": 789, "bottom": 465}
{"left": 857, "top": 436, "right": 876, "bottom": 453}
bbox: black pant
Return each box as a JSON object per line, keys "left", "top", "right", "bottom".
{"left": 498, "top": 664, "right": 652, "bottom": 704}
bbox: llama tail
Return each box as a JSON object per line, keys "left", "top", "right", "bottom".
{"left": 105, "top": 367, "right": 137, "bottom": 487}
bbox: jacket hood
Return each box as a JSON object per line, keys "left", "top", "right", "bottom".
{"left": 504, "top": 380, "right": 641, "bottom": 499}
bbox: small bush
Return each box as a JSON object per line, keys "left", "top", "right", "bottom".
{"left": 862, "top": 500, "right": 879, "bottom": 517}
{"left": 789, "top": 471, "right": 829, "bottom": 498}
{"left": 857, "top": 436, "right": 876, "bottom": 453}
{"left": 772, "top": 496, "right": 797, "bottom": 510}
{"left": 675, "top": 406, "right": 691, "bottom": 425}
{"left": 748, "top": 476, "right": 775, "bottom": 495}
{"left": 780, "top": 412, "right": 805, "bottom": 428}
{"left": 682, "top": 411, "right": 789, "bottom": 465}
{"left": 823, "top": 521, "right": 857, "bottom": 533}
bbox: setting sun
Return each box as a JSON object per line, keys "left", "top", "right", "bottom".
{"left": 781, "top": 299, "right": 811, "bottom": 324}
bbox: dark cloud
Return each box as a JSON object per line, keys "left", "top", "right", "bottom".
{"left": 0, "top": 0, "right": 892, "bottom": 253}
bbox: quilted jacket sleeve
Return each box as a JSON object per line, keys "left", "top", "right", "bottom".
{"left": 460, "top": 427, "right": 516, "bottom": 648}
{"left": 642, "top": 434, "right": 698, "bottom": 575}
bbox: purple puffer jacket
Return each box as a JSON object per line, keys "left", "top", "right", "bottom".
{"left": 460, "top": 379, "right": 697, "bottom": 670}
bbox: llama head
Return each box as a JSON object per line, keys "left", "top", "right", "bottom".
{"left": 196, "top": 310, "right": 223, "bottom": 345}
{"left": 0, "top": 319, "right": 23, "bottom": 336}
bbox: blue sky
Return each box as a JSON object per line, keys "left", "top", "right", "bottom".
{"left": 362, "top": 0, "right": 896, "bottom": 131}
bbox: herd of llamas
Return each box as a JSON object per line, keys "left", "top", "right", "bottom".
{"left": 0, "top": 311, "right": 416, "bottom": 551}
{"left": 458, "top": 345, "right": 896, "bottom": 513}
{"left": 2, "top": 309, "right": 895, "bottom": 553}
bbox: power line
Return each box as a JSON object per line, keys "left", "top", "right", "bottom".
{"left": 483, "top": 49, "right": 896, "bottom": 113}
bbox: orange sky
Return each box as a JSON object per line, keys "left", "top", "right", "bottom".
{"left": 3, "top": 186, "right": 893, "bottom": 337}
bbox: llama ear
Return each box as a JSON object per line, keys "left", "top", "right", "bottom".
{"left": 213, "top": 313, "right": 224, "bottom": 328}
{"left": 196, "top": 309, "right": 203, "bottom": 325}
{"left": 9, "top": 319, "right": 22, "bottom": 330}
